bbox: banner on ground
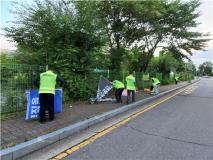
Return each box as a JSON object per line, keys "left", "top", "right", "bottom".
{"left": 96, "top": 76, "right": 113, "bottom": 101}
{"left": 25, "top": 89, "right": 62, "bottom": 120}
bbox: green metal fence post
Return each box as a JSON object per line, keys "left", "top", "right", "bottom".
{"left": 107, "top": 69, "right": 110, "bottom": 79}
{"left": 122, "top": 71, "right": 125, "bottom": 84}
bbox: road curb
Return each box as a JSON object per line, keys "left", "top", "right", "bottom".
{"left": 0, "top": 79, "right": 200, "bottom": 160}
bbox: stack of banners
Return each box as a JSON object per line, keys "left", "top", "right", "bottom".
{"left": 25, "top": 89, "right": 62, "bottom": 120}
{"left": 96, "top": 76, "right": 113, "bottom": 101}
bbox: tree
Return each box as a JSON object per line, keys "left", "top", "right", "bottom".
{"left": 199, "top": 61, "right": 213, "bottom": 76}
{"left": 4, "top": 0, "right": 106, "bottom": 100}
{"left": 0, "top": 52, "right": 15, "bottom": 64}
{"left": 147, "top": 51, "right": 179, "bottom": 78}
{"left": 5, "top": 0, "right": 103, "bottom": 73}
{"left": 128, "top": 0, "right": 210, "bottom": 72}
{"left": 3, "top": 0, "right": 210, "bottom": 100}
{"left": 97, "top": 1, "right": 134, "bottom": 71}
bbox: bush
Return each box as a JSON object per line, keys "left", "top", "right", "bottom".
{"left": 161, "top": 78, "right": 171, "bottom": 85}
{"left": 61, "top": 72, "right": 100, "bottom": 101}
{"left": 1, "top": 90, "right": 27, "bottom": 113}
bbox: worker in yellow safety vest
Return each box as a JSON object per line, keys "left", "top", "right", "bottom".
{"left": 150, "top": 78, "right": 160, "bottom": 95}
{"left": 112, "top": 80, "right": 125, "bottom": 103}
{"left": 175, "top": 75, "right": 179, "bottom": 84}
{"left": 34, "top": 66, "right": 64, "bottom": 123}
{"left": 126, "top": 71, "right": 136, "bottom": 104}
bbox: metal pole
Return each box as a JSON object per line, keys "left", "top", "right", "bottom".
{"left": 122, "top": 71, "right": 124, "bottom": 83}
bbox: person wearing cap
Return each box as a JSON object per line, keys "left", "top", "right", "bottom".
{"left": 112, "top": 80, "right": 125, "bottom": 103}
{"left": 150, "top": 78, "right": 160, "bottom": 95}
{"left": 34, "top": 66, "right": 64, "bottom": 123}
{"left": 126, "top": 71, "right": 136, "bottom": 104}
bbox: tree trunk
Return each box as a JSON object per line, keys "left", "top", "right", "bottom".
{"left": 139, "top": 52, "right": 153, "bottom": 72}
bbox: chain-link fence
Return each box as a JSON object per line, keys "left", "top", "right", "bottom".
{"left": 0, "top": 63, "right": 194, "bottom": 114}
{"left": 92, "top": 71, "right": 163, "bottom": 90}
{"left": 1, "top": 64, "right": 40, "bottom": 114}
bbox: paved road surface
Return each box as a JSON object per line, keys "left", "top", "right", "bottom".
{"left": 63, "top": 78, "right": 213, "bottom": 160}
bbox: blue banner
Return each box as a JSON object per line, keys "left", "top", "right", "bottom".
{"left": 26, "top": 89, "right": 62, "bottom": 120}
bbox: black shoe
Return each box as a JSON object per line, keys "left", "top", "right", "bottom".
{"left": 39, "top": 120, "right": 46, "bottom": 124}
{"left": 48, "top": 117, "right": 54, "bottom": 122}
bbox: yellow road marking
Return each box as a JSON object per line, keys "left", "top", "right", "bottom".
{"left": 182, "top": 85, "right": 198, "bottom": 95}
{"left": 53, "top": 153, "right": 68, "bottom": 159}
{"left": 50, "top": 83, "right": 197, "bottom": 160}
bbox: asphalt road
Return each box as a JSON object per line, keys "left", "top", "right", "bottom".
{"left": 63, "top": 78, "right": 213, "bottom": 160}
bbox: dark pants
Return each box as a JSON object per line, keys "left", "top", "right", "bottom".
{"left": 39, "top": 93, "right": 54, "bottom": 122}
{"left": 150, "top": 84, "right": 154, "bottom": 91}
{"left": 115, "top": 88, "right": 124, "bottom": 103}
{"left": 127, "top": 90, "right": 135, "bottom": 104}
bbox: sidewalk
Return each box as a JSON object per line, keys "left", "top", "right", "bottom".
{"left": 1, "top": 82, "right": 188, "bottom": 149}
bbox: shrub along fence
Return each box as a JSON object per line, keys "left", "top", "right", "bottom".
{"left": 0, "top": 63, "right": 194, "bottom": 114}
{"left": 1, "top": 64, "right": 40, "bottom": 114}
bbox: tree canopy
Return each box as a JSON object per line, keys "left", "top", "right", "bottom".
{"left": 5, "top": 0, "right": 210, "bottom": 72}
{"left": 199, "top": 61, "right": 213, "bottom": 76}
{"left": 3, "top": 0, "right": 211, "bottom": 99}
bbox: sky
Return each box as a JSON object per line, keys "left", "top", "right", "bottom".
{"left": 190, "top": 0, "right": 213, "bottom": 67}
{"left": 0, "top": 0, "right": 213, "bottom": 67}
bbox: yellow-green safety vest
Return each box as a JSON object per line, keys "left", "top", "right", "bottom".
{"left": 113, "top": 80, "right": 124, "bottom": 89}
{"left": 152, "top": 78, "right": 160, "bottom": 86}
{"left": 39, "top": 70, "right": 57, "bottom": 94}
{"left": 126, "top": 75, "right": 136, "bottom": 90}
